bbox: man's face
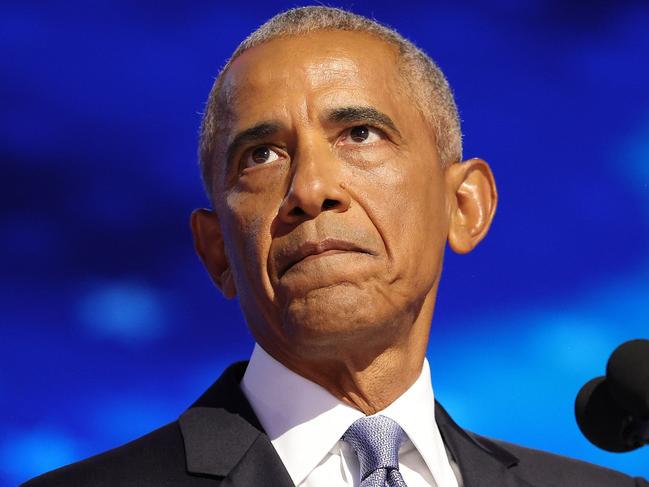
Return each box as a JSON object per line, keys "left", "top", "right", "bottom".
{"left": 203, "top": 31, "right": 455, "bottom": 361}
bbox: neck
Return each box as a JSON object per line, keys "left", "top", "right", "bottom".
{"left": 334, "top": 341, "right": 428, "bottom": 414}
{"left": 260, "top": 290, "right": 435, "bottom": 415}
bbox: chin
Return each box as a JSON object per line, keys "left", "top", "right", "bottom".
{"left": 280, "top": 283, "right": 402, "bottom": 354}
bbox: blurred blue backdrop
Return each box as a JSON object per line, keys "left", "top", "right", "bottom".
{"left": 1, "top": 1, "right": 648, "bottom": 484}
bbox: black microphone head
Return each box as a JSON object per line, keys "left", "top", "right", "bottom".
{"left": 575, "top": 376, "right": 643, "bottom": 452}
{"left": 606, "top": 339, "right": 649, "bottom": 418}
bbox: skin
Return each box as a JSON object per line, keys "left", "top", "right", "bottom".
{"left": 191, "top": 30, "right": 497, "bottom": 414}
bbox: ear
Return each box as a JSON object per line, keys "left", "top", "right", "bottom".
{"left": 190, "top": 208, "right": 237, "bottom": 299}
{"left": 446, "top": 158, "right": 498, "bottom": 254}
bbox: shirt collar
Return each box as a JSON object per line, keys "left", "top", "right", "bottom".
{"left": 379, "top": 358, "right": 459, "bottom": 487}
{"left": 241, "top": 343, "right": 455, "bottom": 487}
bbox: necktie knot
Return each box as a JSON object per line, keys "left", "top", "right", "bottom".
{"left": 343, "top": 415, "right": 407, "bottom": 481}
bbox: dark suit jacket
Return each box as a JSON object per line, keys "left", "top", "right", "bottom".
{"left": 23, "top": 361, "right": 648, "bottom": 486}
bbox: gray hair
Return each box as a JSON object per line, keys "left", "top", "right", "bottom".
{"left": 199, "top": 6, "right": 462, "bottom": 201}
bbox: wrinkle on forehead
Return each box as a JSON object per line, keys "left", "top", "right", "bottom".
{"left": 225, "top": 32, "right": 400, "bottom": 103}
{"left": 227, "top": 56, "right": 366, "bottom": 107}
{"left": 302, "top": 55, "right": 365, "bottom": 88}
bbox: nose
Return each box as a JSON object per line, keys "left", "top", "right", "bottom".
{"left": 278, "top": 145, "right": 351, "bottom": 224}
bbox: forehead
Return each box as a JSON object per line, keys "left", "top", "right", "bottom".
{"left": 220, "top": 30, "right": 405, "bottom": 125}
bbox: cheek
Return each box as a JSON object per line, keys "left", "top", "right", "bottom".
{"left": 222, "top": 164, "right": 286, "bottom": 250}
{"left": 354, "top": 159, "right": 447, "bottom": 280}
{"left": 221, "top": 192, "right": 275, "bottom": 292}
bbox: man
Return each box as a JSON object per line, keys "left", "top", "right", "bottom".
{"left": 24, "top": 6, "right": 647, "bottom": 487}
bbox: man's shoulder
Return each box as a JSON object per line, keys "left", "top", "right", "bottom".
{"left": 21, "top": 363, "right": 251, "bottom": 486}
{"left": 20, "top": 362, "right": 262, "bottom": 487}
{"left": 21, "top": 421, "right": 209, "bottom": 487}
{"left": 478, "top": 434, "right": 648, "bottom": 487}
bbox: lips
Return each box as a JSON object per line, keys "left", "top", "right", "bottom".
{"left": 277, "top": 238, "right": 373, "bottom": 277}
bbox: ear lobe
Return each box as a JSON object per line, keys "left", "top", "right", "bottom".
{"left": 217, "top": 267, "right": 237, "bottom": 300}
{"left": 447, "top": 158, "right": 498, "bottom": 254}
{"left": 190, "top": 208, "right": 237, "bottom": 299}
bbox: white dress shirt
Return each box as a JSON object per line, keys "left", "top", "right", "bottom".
{"left": 241, "top": 344, "right": 461, "bottom": 487}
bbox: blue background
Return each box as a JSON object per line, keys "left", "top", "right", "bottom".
{"left": 1, "top": 1, "right": 648, "bottom": 484}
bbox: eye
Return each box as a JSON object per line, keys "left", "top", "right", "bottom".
{"left": 244, "top": 146, "right": 281, "bottom": 166}
{"left": 341, "top": 125, "right": 383, "bottom": 145}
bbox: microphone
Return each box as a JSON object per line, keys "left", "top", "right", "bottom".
{"left": 575, "top": 339, "right": 649, "bottom": 452}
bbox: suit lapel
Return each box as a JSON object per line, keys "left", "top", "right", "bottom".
{"left": 436, "top": 403, "right": 535, "bottom": 487}
{"left": 179, "top": 361, "right": 537, "bottom": 487}
{"left": 179, "top": 362, "right": 294, "bottom": 487}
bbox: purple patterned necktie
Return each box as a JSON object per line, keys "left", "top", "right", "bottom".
{"left": 343, "top": 415, "right": 409, "bottom": 487}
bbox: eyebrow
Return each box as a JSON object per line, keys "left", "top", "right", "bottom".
{"left": 326, "top": 106, "right": 401, "bottom": 137}
{"left": 225, "top": 121, "right": 282, "bottom": 165}
{"left": 224, "top": 106, "right": 401, "bottom": 166}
